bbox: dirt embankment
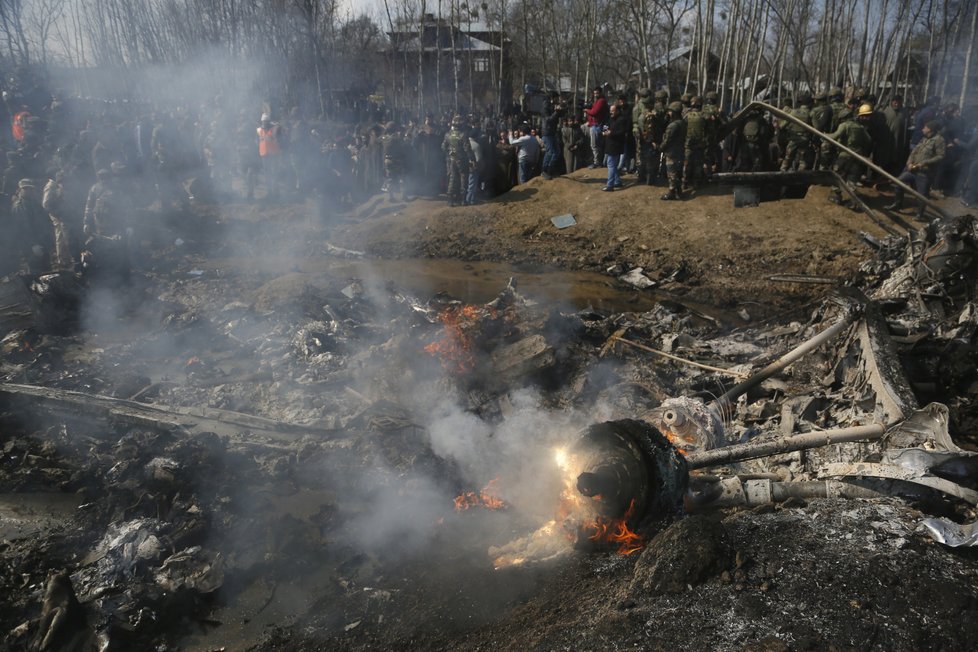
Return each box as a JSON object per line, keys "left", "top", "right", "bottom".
{"left": 331, "top": 169, "right": 910, "bottom": 316}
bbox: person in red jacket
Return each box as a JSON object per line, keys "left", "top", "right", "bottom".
{"left": 12, "top": 105, "right": 30, "bottom": 144}
{"left": 584, "top": 87, "right": 609, "bottom": 168}
{"left": 256, "top": 113, "right": 284, "bottom": 200}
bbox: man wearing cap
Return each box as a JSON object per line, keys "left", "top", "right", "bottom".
{"left": 256, "top": 113, "right": 284, "bottom": 200}
{"left": 885, "top": 121, "right": 945, "bottom": 220}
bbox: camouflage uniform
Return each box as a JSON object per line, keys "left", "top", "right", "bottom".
{"left": 442, "top": 116, "right": 474, "bottom": 206}
{"left": 823, "top": 87, "right": 847, "bottom": 169}
{"left": 829, "top": 116, "right": 872, "bottom": 181}
{"left": 780, "top": 95, "right": 814, "bottom": 171}
{"left": 660, "top": 102, "right": 686, "bottom": 200}
{"left": 809, "top": 92, "right": 833, "bottom": 170}
{"left": 827, "top": 113, "right": 872, "bottom": 208}
{"left": 732, "top": 110, "right": 772, "bottom": 172}
{"left": 11, "top": 180, "right": 53, "bottom": 274}
{"left": 381, "top": 123, "right": 405, "bottom": 201}
{"left": 632, "top": 89, "right": 650, "bottom": 172}
{"left": 42, "top": 176, "right": 73, "bottom": 270}
{"left": 82, "top": 169, "right": 132, "bottom": 278}
{"left": 683, "top": 97, "right": 707, "bottom": 188}
{"left": 636, "top": 91, "right": 667, "bottom": 185}
{"left": 701, "top": 91, "right": 725, "bottom": 175}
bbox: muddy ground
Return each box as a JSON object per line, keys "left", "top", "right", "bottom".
{"left": 2, "top": 171, "right": 978, "bottom": 651}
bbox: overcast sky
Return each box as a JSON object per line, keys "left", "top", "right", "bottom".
{"left": 340, "top": 0, "right": 383, "bottom": 20}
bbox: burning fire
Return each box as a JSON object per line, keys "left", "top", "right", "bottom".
{"left": 454, "top": 477, "right": 509, "bottom": 512}
{"left": 554, "top": 447, "right": 646, "bottom": 555}
{"left": 490, "top": 444, "right": 648, "bottom": 569}
{"left": 424, "top": 304, "right": 494, "bottom": 372}
{"left": 579, "top": 499, "right": 645, "bottom": 555}
{"left": 661, "top": 432, "right": 688, "bottom": 457}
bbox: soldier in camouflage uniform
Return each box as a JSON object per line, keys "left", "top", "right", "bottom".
{"left": 821, "top": 87, "right": 847, "bottom": 170}
{"left": 442, "top": 115, "right": 475, "bottom": 207}
{"left": 632, "top": 89, "right": 650, "bottom": 174}
{"left": 683, "top": 96, "right": 708, "bottom": 189}
{"left": 826, "top": 104, "right": 873, "bottom": 209}
{"left": 635, "top": 90, "right": 666, "bottom": 185}
{"left": 381, "top": 122, "right": 405, "bottom": 201}
{"left": 660, "top": 102, "right": 686, "bottom": 200}
{"left": 10, "top": 179, "right": 53, "bottom": 274}
{"left": 731, "top": 107, "right": 773, "bottom": 172}
{"left": 810, "top": 91, "right": 833, "bottom": 170}
{"left": 701, "top": 91, "right": 725, "bottom": 176}
{"left": 82, "top": 167, "right": 132, "bottom": 279}
{"left": 780, "top": 93, "right": 814, "bottom": 171}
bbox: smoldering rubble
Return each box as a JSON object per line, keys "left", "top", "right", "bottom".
{"left": 2, "top": 212, "right": 978, "bottom": 651}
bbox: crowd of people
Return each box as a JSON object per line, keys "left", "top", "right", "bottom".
{"left": 2, "top": 74, "right": 977, "bottom": 280}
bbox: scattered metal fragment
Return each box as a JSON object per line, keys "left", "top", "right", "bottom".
{"left": 619, "top": 268, "right": 655, "bottom": 289}
{"left": 919, "top": 518, "right": 978, "bottom": 547}
{"left": 709, "top": 298, "right": 861, "bottom": 419}
{"left": 550, "top": 213, "right": 576, "bottom": 229}
{"left": 646, "top": 396, "right": 728, "bottom": 453}
{"left": 686, "top": 423, "right": 885, "bottom": 469}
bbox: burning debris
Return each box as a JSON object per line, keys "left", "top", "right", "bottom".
{"left": 3, "top": 200, "right": 978, "bottom": 650}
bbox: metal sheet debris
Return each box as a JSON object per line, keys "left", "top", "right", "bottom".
{"left": 550, "top": 213, "right": 576, "bottom": 229}
{"left": 919, "top": 518, "right": 978, "bottom": 547}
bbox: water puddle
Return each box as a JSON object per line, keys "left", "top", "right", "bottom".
{"left": 0, "top": 492, "right": 81, "bottom": 540}
{"left": 203, "top": 255, "right": 737, "bottom": 322}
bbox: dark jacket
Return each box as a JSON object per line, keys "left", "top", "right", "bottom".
{"left": 542, "top": 103, "right": 563, "bottom": 137}
{"left": 604, "top": 111, "right": 629, "bottom": 156}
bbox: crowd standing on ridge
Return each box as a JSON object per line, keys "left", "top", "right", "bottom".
{"left": 2, "top": 71, "right": 977, "bottom": 280}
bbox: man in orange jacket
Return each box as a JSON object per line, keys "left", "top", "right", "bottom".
{"left": 12, "top": 105, "right": 30, "bottom": 144}
{"left": 256, "top": 113, "right": 284, "bottom": 200}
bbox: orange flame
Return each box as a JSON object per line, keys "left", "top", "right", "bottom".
{"left": 454, "top": 477, "right": 509, "bottom": 512}
{"left": 578, "top": 499, "right": 645, "bottom": 555}
{"left": 662, "top": 431, "right": 688, "bottom": 456}
{"left": 424, "top": 304, "right": 493, "bottom": 373}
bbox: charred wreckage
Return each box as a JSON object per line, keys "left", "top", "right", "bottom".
{"left": 2, "top": 125, "right": 978, "bottom": 650}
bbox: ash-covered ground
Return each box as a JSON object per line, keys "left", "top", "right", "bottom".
{"left": 3, "top": 182, "right": 978, "bottom": 651}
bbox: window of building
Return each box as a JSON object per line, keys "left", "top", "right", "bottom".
{"left": 474, "top": 56, "right": 489, "bottom": 72}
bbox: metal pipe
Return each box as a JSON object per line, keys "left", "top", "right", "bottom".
{"left": 827, "top": 170, "right": 904, "bottom": 237}
{"left": 721, "top": 101, "right": 949, "bottom": 220}
{"left": 686, "top": 423, "right": 885, "bottom": 469}
{"left": 709, "top": 307, "right": 859, "bottom": 417}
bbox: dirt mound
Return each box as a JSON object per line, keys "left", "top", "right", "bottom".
{"left": 332, "top": 169, "right": 905, "bottom": 317}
